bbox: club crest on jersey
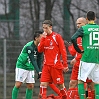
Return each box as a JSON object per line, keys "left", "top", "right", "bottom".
{"left": 28, "top": 50, "right": 31, "bottom": 54}
{"left": 50, "top": 40, "right": 53, "bottom": 46}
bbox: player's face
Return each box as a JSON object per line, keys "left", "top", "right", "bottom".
{"left": 42, "top": 24, "right": 52, "bottom": 35}
{"left": 76, "top": 19, "right": 86, "bottom": 28}
{"left": 36, "top": 34, "right": 43, "bottom": 44}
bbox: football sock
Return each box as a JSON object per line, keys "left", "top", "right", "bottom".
{"left": 67, "top": 88, "right": 79, "bottom": 99}
{"left": 67, "top": 88, "right": 73, "bottom": 99}
{"left": 25, "top": 88, "right": 33, "bottom": 99}
{"left": 91, "top": 90, "right": 95, "bottom": 99}
{"left": 95, "top": 84, "right": 99, "bottom": 99}
{"left": 49, "top": 83, "right": 60, "bottom": 95}
{"left": 12, "top": 86, "right": 19, "bottom": 99}
{"left": 60, "top": 87, "right": 67, "bottom": 99}
{"left": 39, "top": 86, "right": 47, "bottom": 98}
{"left": 78, "top": 83, "right": 85, "bottom": 99}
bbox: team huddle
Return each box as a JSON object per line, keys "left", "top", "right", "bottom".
{"left": 12, "top": 11, "right": 99, "bottom": 99}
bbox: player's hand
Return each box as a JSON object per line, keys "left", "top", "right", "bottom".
{"left": 70, "top": 58, "right": 76, "bottom": 66}
{"left": 42, "top": 32, "right": 47, "bottom": 38}
{"left": 37, "top": 72, "right": 42, "bottom": 79}
{"left": 63, "top": 67, "right": 69, "bottom": 73}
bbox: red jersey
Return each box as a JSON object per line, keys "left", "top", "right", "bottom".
{"left": 38, "top": 32, "right": 68, "bottom": 69}
{"left": 68, "top": 37, "right": 83, "bottom": 66}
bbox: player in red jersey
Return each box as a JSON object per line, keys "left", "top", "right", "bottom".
{"left": 65, "top": 17, "right": 94, "bottom": 99}
{"left": 38, "top": 20, "right": 69, "bottom": 99}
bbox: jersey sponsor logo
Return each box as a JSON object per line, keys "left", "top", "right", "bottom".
{"left": 44, "top": 46, "right": 54, "bottom": 49}
{"left": 87, "top": 46, "right": 99, "bottom": 49}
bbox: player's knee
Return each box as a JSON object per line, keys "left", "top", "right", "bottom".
{"left": 57, "top": 83, "right": 65, "bottom": 89}
{"left": 27, "top": 83, "right": 34, "bottom": 89}
{"left": 69, "top": 80, "right": 78, "bottom": 88}
{"left": 40, "top": 82, "right": 48, "bottom": 87}
{"left": 15, "top": 81, "right": 22, "bottom": 88}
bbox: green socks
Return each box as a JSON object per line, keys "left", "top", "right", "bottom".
{"left": 95, "top": 84, "right": 99, "bottom": 99}
{"left": 25, "top": 88, "right": 33, "bottom": 99}
{"left": 78, "top": 83, "right": 85, "bottom": 99}
{"left": 12, "top": 86, "right": 19, "bottom": 99}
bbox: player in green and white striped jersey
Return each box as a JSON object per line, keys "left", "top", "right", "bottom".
{"left": 12, "top": 31, "right": 43, "bottom": 99}
{"left": 71, "top": 11, "right": 99, "bottom": 99}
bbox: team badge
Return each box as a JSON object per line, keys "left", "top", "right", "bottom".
{"left": 28, "top": 50, "right": 31, "bottom": 54}
{"left": 50, "top": 40, "right": 53, "bottom": 46}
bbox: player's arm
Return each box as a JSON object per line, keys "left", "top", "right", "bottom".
{"left": 58, "top": 35, "right": 68, "bottom": 68}
{"left": 75, "top": 53, "right": 82, "bottom": 61}
{"left": 68, "top": 44, "right": 76, "bottom": 56}
{"left": 26, "top": 46, "right": 40, "bottom": 73}
{"left": 75, "top": 37, "right": 83, "bottom": 60}
{"left": 64, "top": 40, "right": 76, "bottom": 56}
{"left": 71, "top": 27, "right": 84, "bottom": 53}
{"left": 37, "top": 52, "right": 43, "bottom": 72}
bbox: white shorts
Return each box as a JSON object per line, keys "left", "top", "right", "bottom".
{"left": 78, "top": 61, "right": 99, "bottom": 83}
{"left": 15, "top": 68, "right": 35, "bottom": 83}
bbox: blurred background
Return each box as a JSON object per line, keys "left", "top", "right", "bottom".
{"left": 0, "top": 0, "right": 99, "bottom": 99}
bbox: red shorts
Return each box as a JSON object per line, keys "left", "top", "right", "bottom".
{"left": 70, "top": 63, "right": 79, "bottom": 80}
{"left": 40, "top": 65, "right": 64, "bottom": 84}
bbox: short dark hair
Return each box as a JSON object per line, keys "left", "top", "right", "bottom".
{"left": 34, "top": 30, "right": 43, "bottom": 40}
{"left": 87, "top": 11, "right": 95, "bottom": 21}
{"left": 43, "top": 20, "right": 52, "bottom": 26}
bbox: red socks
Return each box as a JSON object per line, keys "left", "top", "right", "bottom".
{"left": 60, "top": 87, "right": 67, "bottom": 99}
{"left": 88, "top": 90, "right": 95, "bottom": 99}
{"left": 39, "top": 86, "right": 47, "bottom": 99}
{"left": 67, "top": 88, "right": 80, "bottom": 99}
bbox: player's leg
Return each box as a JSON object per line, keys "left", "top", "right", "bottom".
{"left": 78, "top": 62, "right": 86, "bottom": 99}
{"left": 26, "top": 84, "right": 34, "bottom": 99}
{"left": 67, "top": 64, "right": 79, "bottom": 99}
{"left": 25, "top": 70, "right": 35, "bottom": 99}
{"left": 38, "top": 65, "right": 50, "bottom": 99}
{"left": 78, "top": 80, "right": 86, "bottom": 99}
{"left": 86, "top": 80, "right": 95, "bottom": 99}
{"left": 39, "top": 82, "right": 48, "bottom": 99}
{"left": 12, "top": 81, "right": 22, "bottom": 99}
{"left": 94, "top": 84, "right": 99, "bottom": 99}
{"left": 67, "top": 80, "right": 78, "bottom": 99}
{"left": 91, "top": 64, "right": 99, "bottom": 99}
{"left": 52, "top": 68, "right": 67, "bottom": 99}
{"left": 12, "top": 68, "right": 28, "bottom": 99}
{"left": 57, "top": 83, "right": 67, "bottom": 99}
{"left": 78, "top": 61, "right": 95, "bottom": 99}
